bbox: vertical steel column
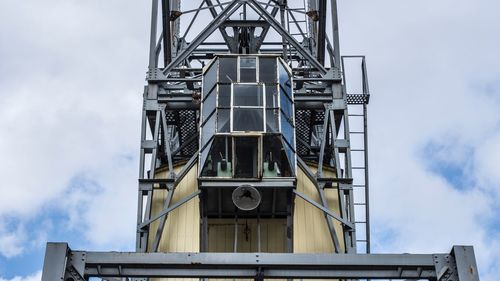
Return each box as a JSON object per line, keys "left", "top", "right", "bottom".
{"left": 316, "top": 0, "right": 327, "bottom": 64}
{"left": 363, "top": 102, "right": 370, "bottom": 254}
{"left": 330, "top": 0, "right": 341, "bottom": 68}
{"left": 279, "top": 0, "right": 288, "bottom": 61}
{"left": 41, "top": 243, "right": 69, "bottom": 281}
{"left": 161, "top": 0, "right": 172, "bottom": 66}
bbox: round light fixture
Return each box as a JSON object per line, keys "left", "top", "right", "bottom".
{"left": 232, "top": 185, "right": 261, "bottom": 211}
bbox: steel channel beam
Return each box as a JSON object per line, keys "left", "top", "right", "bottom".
{"left": 316, "top": 0, "right": 327, "bottom": 64}
{"left": 41, "top": 243, "right": 481, "bottom": 280}
{"left": 45, "top": 246, "right": 474, "bottom": 280}
{"left": 330, "top": 0, "right": 341, "bottom": 68}
{"left": 161, "top": 0, "right": 172, "bottom": 66}
{"left": 293, "top": 190, "right": 354, "bottom": 229}
{"left": 139, "top": 190, "right": 201, "bottom": 229}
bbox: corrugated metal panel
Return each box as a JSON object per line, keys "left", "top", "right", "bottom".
{"left": 149, "top": 165, "right": 200, "bottom": 281}
{"left": 293, "top": 165, "right": 345, "bottom": 253}
{"left": 207, "top": 218, "right": 286, "bottom": 253}
{"left": 207, "top": 218, "right": 286, "bottom": 281}
{"left": 147, "top": 165, "right": 200, "bottom": 253}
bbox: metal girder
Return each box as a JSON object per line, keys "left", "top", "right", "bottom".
{"left": 331, "top": 0, "right": 341, "bottom": 68}
{"left": 42, "top": 243, "right": 480, "bottom": 281}
{"left": 293, "top": 189, "right": 354, "bottom": 229}
{"left": 316, "top": 0, "right": 327, "bottom": 64}
{"left": 162, "top": 0, "right": 243, "bottom": 75}
{"left": 139, "top": 189, "right": 201, "bottom": 229}
{"left": 161, "top": 0, "right": 172, "bottom": 66}
{"left": 204, "top": 0, "right": 236, "bottom": 52}
{"left": 246, "top": 0, "right": 327, "bottom": 74}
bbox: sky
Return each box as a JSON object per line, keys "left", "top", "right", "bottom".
{"left": 0, "top": 0, "right": 499, "bottom": 280}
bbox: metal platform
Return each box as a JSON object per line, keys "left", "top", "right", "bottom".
{"left": 43, "top": 243, "right": 479, "bottom": 280}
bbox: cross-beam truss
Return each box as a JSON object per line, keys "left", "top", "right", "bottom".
{"left": 40, "top": 0, "right": 482, "bottom": 280}
{"left": 137, "top": 0, "right": 371, "bottom": 255}
{"left": 42, "top": 243, "right": 479, "bottom": 281}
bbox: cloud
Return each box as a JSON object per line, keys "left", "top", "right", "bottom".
{"left": 0, "top": 271, "right": 41, "bottom": 281}
{"left": 0, "top": 0, "right": 499, "bottom": 281}
{"left": 0, "top": 223, "right": 25, "bottom": 258}
{"left": 337, "top": 1, "right": 500, "bottom": 280}
{"left": 0, "top": 0, "right": 146, "bottom": 262}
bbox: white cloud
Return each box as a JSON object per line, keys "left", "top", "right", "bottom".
{"left": 475, "top": 132, "right": 500, "bottom": 186}
{"left": 0, "top": 0, "right": 498, "bottom": 280}
{"left": 0, "top": 271, "right": 41, "bottom": 281}
{"left": 0, "top": 224, "right": 25, "bottom": 258}
{"left": 0, "top": 0, "right": 147, "bottom": 256}
{"left": 338, "top": 1, "right": 500, "bottom": 280}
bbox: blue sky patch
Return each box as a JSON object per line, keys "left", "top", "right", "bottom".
{"left": 0, "top": 174, "right": 104, "bottom": 278}
{"left": 421, "top": 139, "right": 476, "bottom": 191}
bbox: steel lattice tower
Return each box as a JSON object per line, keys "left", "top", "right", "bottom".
{"left": 41, "top": 1, "right": 480, "bottom": 280}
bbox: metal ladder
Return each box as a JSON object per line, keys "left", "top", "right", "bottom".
{"left": 344, "top": 56, "right": 371, "bottom": 254}
{"left": 348, "top": 104, "right": 370, "bottom": 254}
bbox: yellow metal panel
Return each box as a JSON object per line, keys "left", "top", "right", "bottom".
{"left": 148, "top": 165, "right": 200, "bottom": 281}
{"left": 147, "top": 165, "right": 200, "bottom": 253}
{"left": 293, "top": 165, "right": 345, "bottom": 253}
{"left": 207, "top": 219, "right": 286, "bottom": 253}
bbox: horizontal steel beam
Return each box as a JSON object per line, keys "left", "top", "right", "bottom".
{"left": 42, "top": 243, "right": 480, "bottom": 280}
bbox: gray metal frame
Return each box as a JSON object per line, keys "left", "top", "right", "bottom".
{"left": 42, "top": 243, "right": 480, "bottom": 281}
{"left": 41, "top": 0, "right": 481, "bottom": 280}
{"left": 137, "top": 0, "right": 367, "bottom": 255}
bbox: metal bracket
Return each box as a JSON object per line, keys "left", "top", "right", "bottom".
{"left": 434, "top": 254, "right": 459, "bottom": 281}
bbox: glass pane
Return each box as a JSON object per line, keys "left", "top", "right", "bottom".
{"left": 202, "top": 87, "right": 217, "bottom": 122}
{"left": 283, "top": 140, "right": 296, "bottom": 175}
{"left": 217, "top": 109, "right": 230, "bottom": 132}
{"left": 201, "top": 110, "right": 216, "bottom": 148}
{"left": 259, "top": 57, "right": 277, "bottom": 83}
{"left": 219, "top": 57, "right": 237, "bottom": 83}
{"left": 263, "top": 135, "right": 292, "bottom": 177}
{"left": 240, "top": 57, "right": 256, "bottom": 82}
{"left": 199, "top": 138, "right": 214, "bottom": 176}
{"left": 278, "top": 62, "right": 289, "bottom": 88}
{"left": 241, "top": 56, "right": 256, "bottom": 68}
{"left": 280, "top": 87, "right": 293, "bottom": 119}
{"left": 266, "top": 109, "right": 279, "bottom": 133}
{"left": 201, "top": 136, "right": 232, "bottom": 177}
{"left": 283, "top": 81, "right": 292, "bottom": 98}
{"left": 218, "top": 84, "right": 231, "bottom": 107}
{"left": 233, "top": 108, "right": 264, "bottom": 131}
{"left": 234, "top": 137, "right": 258, "bottom": 178}
{"left": 280, "top": 111, "right": 294, "bottom": 147}
{"left": 265, "top": 84, "right": 278, "bottom": 108}
{"left": 233, "top": 84, "right": 263, "bottom": 106}
{"left": 203, "top": 61, "right": 217, "bottom": 98}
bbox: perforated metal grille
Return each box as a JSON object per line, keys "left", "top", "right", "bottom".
{"left": 178, "top": 110, "right": 199, "bottom": 156}
{"left": 166, "top": 110, "right": 199, "bottom": 157}
{"left": 295, "top": 109, "right": 325, "bottom": 157}
{"left": 347, "top": 94, "right": 369, "bottom": 104}
{"left": 295, "top": 109, "right": 312, "bottom": 156}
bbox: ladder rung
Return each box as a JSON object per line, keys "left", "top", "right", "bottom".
{"left": 352, "top": 167, "right": 366, "bottom": 170}
{"left": 352, "top": 185, "right": 365, "bottom": 187}
{"left": 354, "top": 203, "right": 366, "bottom": 206}
{"left": 357, "top": 240, "right": 368, "bottom": 242}
{"left": 348, "top": 114, "right": 364, "bottom": 117}
{"left": 355, "top": 221, "right": 367, "bottom": 224}
{"left": 350, "top": 131, "right": 364, "bottom": 134}
{"left": 351, "top": 149, "right": 365, "bottom": 152}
